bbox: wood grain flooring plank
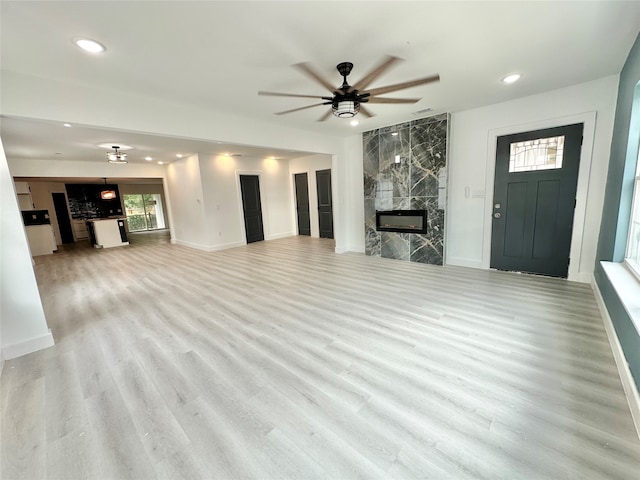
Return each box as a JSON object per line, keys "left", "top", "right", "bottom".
{"left": 2, "top": 232, "right": 638, "bottom": 479}
{"left": 43, "top": 350, "right": 86, "bottom": 442}
{"left": 84, "top": 385, "right": 157, "bottom": 479}
{"left": 46, "top": 429, "right": 101, "bottom": 480}
{"left": 112, "top": 357, "right": 193, "bottom": 466}
{"left": 1, "top": 377, "right": 47, "bottom": 480}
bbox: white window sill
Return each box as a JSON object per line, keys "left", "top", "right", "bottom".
{"left": 601, "top": 261, "right": 640, "bottom": 334}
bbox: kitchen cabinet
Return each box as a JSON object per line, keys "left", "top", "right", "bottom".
{"left": 72, "top": 219, "right": 89, "bottom": 240}
{"left": 14, "top": 181, "right": 35, "bottom": 210}
{"left": 25, "top": 225, "right": 57, "bottom": 256}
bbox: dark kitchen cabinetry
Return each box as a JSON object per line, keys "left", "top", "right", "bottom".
{"left": 65, "top": 184, "right": 123, "bottom": 219}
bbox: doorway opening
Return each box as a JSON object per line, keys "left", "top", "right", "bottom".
{"left": 123, "top": 194, "right": 166, "bottom": 232}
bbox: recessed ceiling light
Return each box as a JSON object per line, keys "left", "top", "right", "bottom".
{"left": 74, "top": 37, "right": 106, "bottom": 54}
{"left": 63, "top": 123, "right": 72, "bottom": 127}
{"left": 501, "top": 73, "right": 522, "bottom": 84}
{"left": 145, "top": 156, "right": 153, "bottom": 161}
{"left": 350, "top": 120, "right": 359, "bottom": 126}
{"left": 176, "top": 154, "right": 183, "bottom": 158}
{"left": 158, "top": 161, "right": 164, "bottom": 165}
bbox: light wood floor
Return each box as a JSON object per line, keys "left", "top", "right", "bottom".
{"left": 2, "top": 232, "right": 639, "bottom": 479}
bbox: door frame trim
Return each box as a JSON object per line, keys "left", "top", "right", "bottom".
{"left": 482, "top": 111, "right": 597, "bottom": 282}
{"left": 235, "top": 170, "right": 268, "bottom": 244}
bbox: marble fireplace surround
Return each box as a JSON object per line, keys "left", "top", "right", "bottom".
{"left": 363, "top": 113, "right": 449, "bottom": 265}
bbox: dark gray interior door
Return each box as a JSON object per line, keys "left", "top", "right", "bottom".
{"left": 294, "top": 173, "right": 311, "bottom": 236}
{"left": 51, "top": 192, "right": 74, "bottom": 244}
{"left": 316, "top": 169, "right": 333, "bottom": 239}
{"left": 239, "top": 175, "right": 264, "bottom": 243}
{"left": 490, "top": 123, "right": 583, "bottom": 278}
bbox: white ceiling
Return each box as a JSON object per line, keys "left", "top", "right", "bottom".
{"left": 1, "top": 1, "right": 639, "bottom": 165}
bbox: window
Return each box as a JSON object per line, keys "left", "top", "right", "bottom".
{"left": 625, "top": 147, "right": 640, "bottom": 277}
{"left": 509, "top": 135, "right": 565, "bottom": 172}
{"left": 123, "top": 194, "right": 166, "bottom": 232}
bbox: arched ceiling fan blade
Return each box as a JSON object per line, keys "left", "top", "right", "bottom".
{"left": 275, "top": 103, "right": 327, "bottom": 115}
{"left": 294, "top": 62, "right": 338, "bottom": 94}
{"left": 359, "top": 105, "right": 376, "bottom": 118}
{"left": 350, "top": 55, "right": 401, "bottom": 93}
{"left": 317, "top": 109, "right": 333, "bottom": 122}
{"left": 366, "top": 74, "right": 440, "bottom": 97}
{"left": 367, "top": 97, "right": 421, "bottom": 104}
{"left": 259, "top": 91, "right": 332, "bottom": 100}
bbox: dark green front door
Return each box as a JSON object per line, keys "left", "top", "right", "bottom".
{"left": 490, "top": 123, "right": 583, "bottom": 278}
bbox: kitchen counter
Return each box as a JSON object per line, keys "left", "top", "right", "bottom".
{"left": 87, "top": 218, "right": 129, "bottom": 248}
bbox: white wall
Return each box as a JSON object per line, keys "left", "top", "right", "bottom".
{"left": 8, "top": 158, "right": 166, "bottom": 179}
{"left": 166, "top": 154, "right": 294, "bottom": 251}
{"left": 165, "top": 154, "right": 208, "bottom": 249}
{"left": 339, "top": 76, "right": 619, "bottom": 279}
{"left": 446, "top": 75, "right": 619, "bottom": 282}
{"left": 1, "top": 140, "right": 54, "bottom": 361}
{"left": 288, "top": 154, "right": 332, "bottom": 238}
{"left": 341, "top": 135, "right": 365, "bottom": 253}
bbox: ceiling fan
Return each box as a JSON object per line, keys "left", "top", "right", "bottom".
{"left": 258, "top": 56, "right": 439, "bottom": 121}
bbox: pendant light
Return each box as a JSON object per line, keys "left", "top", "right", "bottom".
{"left": 100, "top": 178, "right": 116, "bottom": 200}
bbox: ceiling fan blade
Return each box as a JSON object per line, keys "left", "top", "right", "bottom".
{"left": 317, "top": 109, "right": 333, "bottom": 122}
{"left": 294, "top": 62, "right": 338, "bottom": 93}
{"left": 259, "top": 91, "right": 331, "bottom": 100}
{"left": 275, "top": 103, "right": 327, "bottom": 115}
{"left": 359, "top": 105, "right": 375, "bottom": 118}
{"left": 350, "top": 55, "right": 401, "bottom": 92}
{"left": 366, "top": 97, "right": 420, "bottom": 104}
{"left": 366, "top": 74, "right": 440, "bottom": 96}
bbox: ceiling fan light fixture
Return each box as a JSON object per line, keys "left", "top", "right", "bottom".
{"left": 107, "top": 146, "right": 128, "bottom": 164}
{"left": 333, "top": 100, "right": 359, "bottom": 118}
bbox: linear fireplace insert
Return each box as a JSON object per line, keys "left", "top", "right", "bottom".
{"left": 376, "top": 210, "right": 428, "bottom": 234}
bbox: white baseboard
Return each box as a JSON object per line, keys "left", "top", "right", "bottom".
{"left": 173, "top": 239, "right": 245, "bottom": 252}
{"left": 2, "top": 329, "right": 55, "bottom": 360}
{"left": 267, "top": 232, "right": 294, "bottom": 241}
{"left": 445, "top": 256, "right": 484, "bottom": 269}
{"left": 334, "top": 242, "right": 365, "bottom": 254}
{"left": 206, "top": 241, "right": 246, "bottom": 252}
{"left": 572, "top": 271, "right": 594, "bottom": 284}
{"left": 592, "top": 281, "right": 640, "bottom": 440}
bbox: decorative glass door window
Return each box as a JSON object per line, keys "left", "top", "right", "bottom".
{"left": 509, "top": 135, "right": 565, "bottom": 172}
